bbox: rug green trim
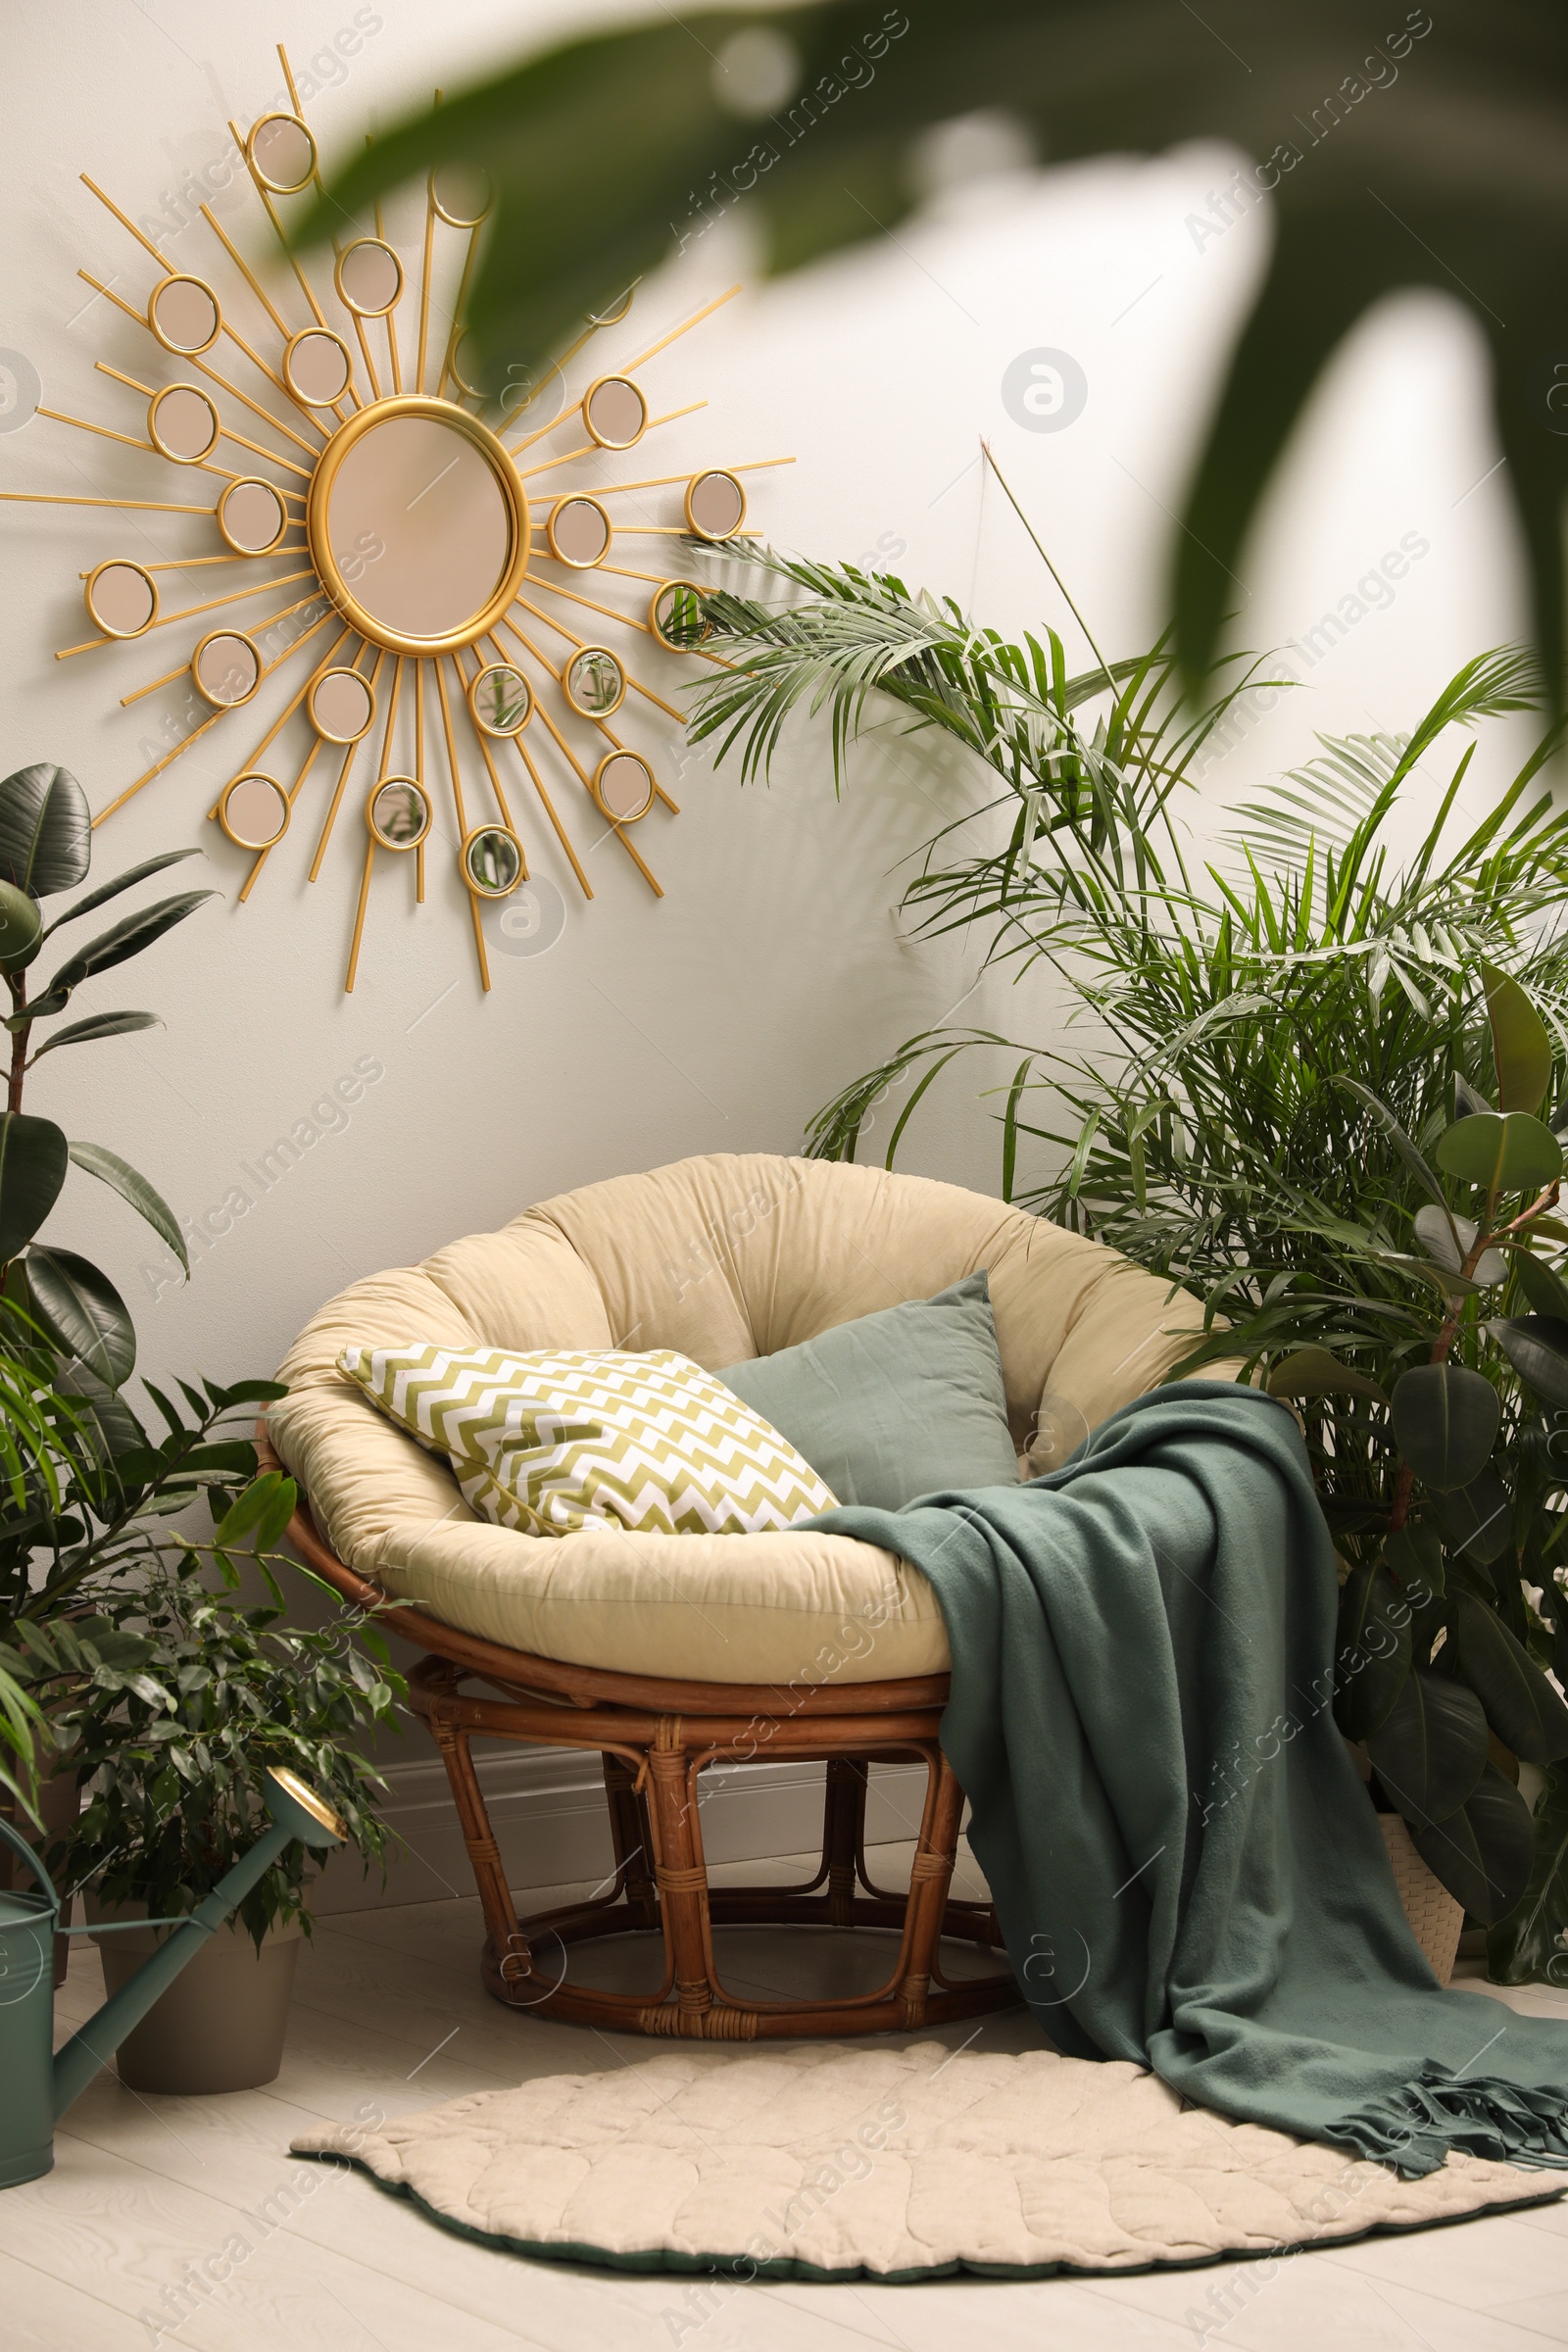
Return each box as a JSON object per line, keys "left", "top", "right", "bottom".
{"left": 292, "top": 2148, "right": 1565, "bottom": 2284}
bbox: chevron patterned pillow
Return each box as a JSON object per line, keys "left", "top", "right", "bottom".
{"left": 336, "top": 1342, "right": 839, "bottom": 1537}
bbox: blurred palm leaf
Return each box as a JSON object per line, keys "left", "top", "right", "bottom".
{"left": 302, "top": 2, "right": 1568, "bottom": 694}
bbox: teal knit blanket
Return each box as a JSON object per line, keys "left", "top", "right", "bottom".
{"left": 808, "top": 1383, "right": 1568, "bottom": 2177}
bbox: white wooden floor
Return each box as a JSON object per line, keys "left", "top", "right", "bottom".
{"left": 8, "top": 1845, "right": 1568, "bottom": 2352}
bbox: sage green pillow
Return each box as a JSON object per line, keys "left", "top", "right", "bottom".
{"left": 717, "top": 1271, "right": 1019, "bottom": 1510}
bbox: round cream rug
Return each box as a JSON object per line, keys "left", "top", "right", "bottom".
{"left": 291, "top": 2040, "right": 1563, "bottom": 2281}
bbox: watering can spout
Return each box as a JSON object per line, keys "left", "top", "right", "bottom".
{"left": 0, "top": 1765, "right": 344, "bottom": 2185}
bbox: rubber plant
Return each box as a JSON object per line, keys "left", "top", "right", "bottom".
{"left": 0, "top": 759, "right": 211, "bottom": 1380}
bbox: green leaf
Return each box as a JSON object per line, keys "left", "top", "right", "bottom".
{"left": 0, "top": 1112, "right": 68, "bottom": 1260}
{"left": 1434, "top": 1466, "right": 1513, "bottom": 1566}
{"left": 1412, "top": 1204, "right": 1505, "bottom": 1287}
{"left": 0, "top": 881, "right": 42, "bottom": 973}
{"left": 40, "top": 847, "right": 202, "bottom": 938}
{"left": 1412, "top": 1763, "right": 1537, "bottom": 1925}
{"left": 1487, "top": 1762, "right": 1568, "bottom": 1984}
{"left": 1366, "top": 1667, "right": 1488, "bottom": 1832}
{"left": 215, "top": 1471, "right": 296, "bottom": 1553}
{"left": 1390, "top": 1362, "right": 1500, "bottom": 1493}
{"left": 67, "top": 1142, "right": 187, "bottom": 1273}
{"left": 1454, "top": 1590, "right": 1568, "bottom": 1763}
{"left": 0, "top": 763, "right": 89, "bottom": 896}
{"left": 1436, "top": 1111, "right": 1563, "bottom": 1195}
{"left": 1386, "top": 1520, "right": 1445, "bottom": 1606}
{"left": 1486, "top": 1315, "right": 1568, "bottom": 1411}
{"left": 1266, "top": 1348, "right": 1388, "bottom": 1404}
{"left": 1482, "top": 959, "right": 1553, "bottom": 1115}
{"left": 28, "top": 1011, "right": 163, "bottom": 1062}
{"left": 32, "top": 890, "right": 214, "bottom": 1013}
{"left": 22, "top": 1247, "right": 135, "bottom": 1388}
{"left": 1512, "top": 1249, "right": 1568, "bottom": 1322}
{"left": 1335, "top": 1078, "right": 1447, "bottom": 1210}
{"left": 1333, "top": 1563, "right": 1411, "bottom": 1742}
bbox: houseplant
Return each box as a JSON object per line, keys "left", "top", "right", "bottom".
{"left": 689, "top": 556, "right": 1568, "bottom": 1984}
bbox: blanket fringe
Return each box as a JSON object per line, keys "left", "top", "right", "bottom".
{"left": 1329, "top": 2062, "right": 1568, "bottom": 2178}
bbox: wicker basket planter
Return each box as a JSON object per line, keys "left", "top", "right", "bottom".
{"left": 1379, "top": 1811, "right": 1464, "bottom": 1985}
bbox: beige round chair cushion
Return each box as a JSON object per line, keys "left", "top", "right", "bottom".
{"left": 270, "top": 1153, "right": 1213, "bottom": 1686}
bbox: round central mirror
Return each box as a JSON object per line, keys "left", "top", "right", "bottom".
{"left": 335, "top": 239, "right": 403, "bottom": 318}
{"left": 463, "top": 826, "right": 525, "bottom": 896}
{"left": 310, "top": 667, "right": 376, "bottom": 743}
{"left": 192, "top": 630, "right": 261, "bottom": 707}
{"left": 582, "top": 375, "right": 646, "bottom": 450}
{"left": 308, "top": 398, "right": 529, "bottom": 656}
{"left": 564, "top": 646, "right": 625, "bottom": 717}
{"left": 149, "top": 275, "right": 220, "bottom": 356}
{"left": 149, "top": 383, "right": 219, "bottom": 464}
{"left": 368, "top": 777, "right": 431, "bottom": 849}
{"left": 220, "top": 773, "right": 289, "bottom": 850}
{"left": 218, "top": 477, "right": 288, "bottom": 556}
{"left": 249, "top": 113, "right": 316, "bottom": 194}
{"left": 86, "top": 561, "right": 157, "bottom": 638}
{"left": 284, "top": 328, "right": 352, "bottom": 408}
{"left": 468, "top": 662, "right": 532, "bottom": 735}
{"left": 546, "top": 495, "right": 611, "bottom": 569}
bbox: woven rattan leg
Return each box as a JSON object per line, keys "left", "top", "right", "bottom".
{"left": 645, "top": 1718, "right": 714, "bottom": 2028}
{"left": 429, "top": 1716, "right": 534, "bottom": 1990}
{"left": 822, "top": 1757, "right": 868, "bottom": 1927}
{"left": 896, "top": 1751, "right": 964, "bottom": 2026}
{"left": 603, "top": 1752, "right": 659, "bottom": 1929}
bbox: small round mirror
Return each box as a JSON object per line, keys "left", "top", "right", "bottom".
{"left": 149, "top": 383, "right": 219, "bottom": 464}
{"left": 587, "top": 286, "right": 637, "bottom": 327}
{"left": 149, "top": 275, "right": 220, "bottom": 356}
{"left": 546, "top": 495, "right": 611, "bottom": 569}
{"left": 284, "top": 328, "right": 352, "bottom": 407}
{"left": 430, "top": 163, "right": 491, "bottom": 226}
{"left": 335, "top": 239, "right": 403, "bottom": 318}
{"left": 368, "top": 777, "right": 431, "bottom": 850}
{"left": 463, "top": 826, "right": 525, "bottom": 897}
{"left": 192, "top": 630, "right": 261, "bottom": 708}
{"left": 593, "top": 750, "right": 656, "bottom": 824}
{"left": 220, "top": 773, "right": 289, "bottom": 851}
{"left": 564, "top": 646, "right": 625, "bottom": 717}
{"left": 447, "top": 330, "right": 491, "bottom": 401}
{"left": 582, "top": 374, "right": 646, "bottom": 450}
{"left": 249, "top": 113, "right": 317, "bottom": 194}
{"left": 685, "top": 468, "right": 746, "bottom": 541}
{"left": 85, "top": 561, "right": 157, "bottom": 638}
{"left": 309, "top": 667, "right": 375, "bottom": 743}
{"left": 217, "top": 476, "right": 288, "bottom": 556}
{"left": 468, "top": 662, "right": 532, "bottom": 736}
{"left": 649, "top": 579, "right": 710, "bottom": 650}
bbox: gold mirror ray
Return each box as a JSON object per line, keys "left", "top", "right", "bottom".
{"left": 468, "top": 662, "right": 532, "bottom": 736}
{"left": 368, "top": 776, "right": 431, "bottom": 850}
{"left": 564, "top": 645, "right": 626, "bottom": 718}
{"left": 148, "top": 382, "right": 220, "bottom": 464}
{"left": 85, "top": 560, "right": 157, "bottom": 639}
{"left": 582, "top": 374, "right": 647, "bottom": 451}
{"left": 149, "top": 274, "right": 220, "bottom": 357}
{"left": 248, "top": 111, "right": 317, "bottom": 193}
{"left": 546, "top": 494, "right": 611, "bottom": 569}
{"left": 220, "top": 772, "right": 290, "bottom": 850}
{"left": 462, "top": 825, "right": 526, "bottom": 897}
{"left": 335, "top": 238, "right": 403, "bottom": 318}
{"left": 309, "top": 667, "right": 376, "bottom": 743}
{"left": 217, "top": 477, "right": 289, "bottom": 557}
{"left": 192, "top": 629, "right": 262, "bottom": 708}
{"left": 593, "top": 749, "right": 656, "bottom": 824}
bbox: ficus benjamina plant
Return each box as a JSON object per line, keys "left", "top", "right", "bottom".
{"left": 688, "top": 554, "right": 1568, "bottom": 1983}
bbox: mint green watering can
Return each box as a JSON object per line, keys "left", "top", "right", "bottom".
{"left": 0, "top": 1765, "right": 344, "bottom": 2186}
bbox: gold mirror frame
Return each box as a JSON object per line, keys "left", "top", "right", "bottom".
{"left": 148, "top": 273, "right": 220, "bottom": 356}
{"left": 216, "top": 476, "right": 289, "bottom": 556}
{"left": 306, "top": 396, "right": 532, "bottom": 657}
{"left": 461, "top": 823, "right": 527, "bottom": 897}
{"left": 220, "top": 772, "right": 290, "bottom": 849}
{"left": 191, "top": 628, "right": 262, "bottom": 708}
{"left": 85, "top": 559, "right": 158, "bottom": 639}
{"left": 367, "top": 774, "right": 433, "bottom": 851}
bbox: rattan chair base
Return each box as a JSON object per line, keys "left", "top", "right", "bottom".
{"left": 261, "top": 1435, "right": 1021, "bottom": 2039}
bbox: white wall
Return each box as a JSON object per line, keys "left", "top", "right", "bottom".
{"left": 1, "top": 0, "right": 1528, "bottom": 1409}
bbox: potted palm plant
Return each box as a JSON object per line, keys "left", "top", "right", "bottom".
{"left": 688, "top": 555, "right": 1568, "bottom": 1985}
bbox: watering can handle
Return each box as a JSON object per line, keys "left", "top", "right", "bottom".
{"left": 0, "top": 1810, "right": 61, "bottom": 1910}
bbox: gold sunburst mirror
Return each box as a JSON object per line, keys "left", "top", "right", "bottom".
{"left": 8, "top": 42, "right": 792, "bottom": 992}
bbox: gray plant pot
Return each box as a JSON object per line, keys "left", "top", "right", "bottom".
{"left": 87, "top": 1901, "right": 303, "bottom": 2093}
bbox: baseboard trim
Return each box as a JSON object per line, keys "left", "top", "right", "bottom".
{"left": 312, "top": 1741, "right": 934, "bottom": 1916}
